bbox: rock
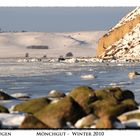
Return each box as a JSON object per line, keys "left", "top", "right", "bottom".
{"left": 90, "top": 98, "right": 118, "bottom": 117}
{"left": 128, "top": 71, "right": 140, "bottom": 78}
{"left": 0, "top": 91, "right": 15, "bottom": 100}
{"left": 35, "top": 96, "right": 85, "bottom": 128}
{"left": 90, "top": 98, "right": 138, "bottom": 118}
{"left": 118, "top": 114, "right": 128, "bottom": 122}
{"left": 19, "top": 114, "right": 49, "bottom": 128}
{"left": 96, "top": 115, "right": 124, "bottom": 128}
{"left": 80, "top": 74, "right": 96, "bottom": 80}
{"left": 69, "top": 86, "right": 97, "bottom": 114}
{"left": 75, "top": 114, "right": 98, "bottom": 128}
{"left": 13, "top": 97, "right": 50, "bottom": 114}
{"left": 0, "top": 105, "right": 9, "bottom": 113}
{"left": 122, "top": 99, "right": 138, "bottom": 111}
{"left": 118, "top": 111, "right": 140, "bottom": 122}
{"left": 128, "top": 71, "right": 140, "bottom": 79}
{"left": 47, "top": 90, "right": 66, "bottom": 99}
{"left": 65, "top": 52, "right": 73, "bottom": 58}
{"left": 96, "top": 115, "right": 114, "bottom": 128}
{"left": 95, "top": 87, "right": 124, "bottom": 101}
{"left": 11, "top": 93, "right": 30, "bottom": 100}
{"left": 58, "top": 56, "right": 65, "bottom": 62}
{"left": 122, "top": 90, "right": 135, "bottom": 100}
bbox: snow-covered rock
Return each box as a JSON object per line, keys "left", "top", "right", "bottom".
{"left": 80, "top": 74, "right": 96, "bottom": 80}
{"left": 11, "top": 93, "right": 30, "bottom": 99}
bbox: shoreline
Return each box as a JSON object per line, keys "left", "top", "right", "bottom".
{"left": 0, "top": 86, "right": 140, "bottom": 129}
{"left": 1, "top": 56, "right": 140, "bottom": 64}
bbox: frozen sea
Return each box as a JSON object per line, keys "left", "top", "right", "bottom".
{"left": 1, "top": 59, "right": 140, "bottom": 104}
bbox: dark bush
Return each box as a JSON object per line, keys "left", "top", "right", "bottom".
{"left": 27, "top": 45, "right": 49, "bottom": 49}
{"left": 66, "top": 52, "right": 73, "bottom": 57}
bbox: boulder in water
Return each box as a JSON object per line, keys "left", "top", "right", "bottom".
{"left": 80, "top": 74, "right": 96, "bottom": 80}
{"left": 11, "top": 93, "right": 30, "bottom": 100}
{"left": 128, "top": 71, "right": 140, "bottom": 79}
{"left": 0, "top": 91, "right": 15, "bottom": 100}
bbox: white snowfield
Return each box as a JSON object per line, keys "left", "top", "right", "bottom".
{"left": 0, "top": 31, "right": 105, "bottom": 58}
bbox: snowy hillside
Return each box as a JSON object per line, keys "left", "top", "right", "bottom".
{"left": 0, "top": 31, "right": 105, "bottom": 58}
{"left": 110, "top": 7, "right": 140, "bottom": 32}
{"left": 99, "top": 7, "right": 140, "bottom": 60}
{"left": 104, "top": 23, "right": 140, "bottom": 59}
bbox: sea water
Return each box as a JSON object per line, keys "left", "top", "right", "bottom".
{"left": 0, "top": 59, "right": 140, "bottom": 104}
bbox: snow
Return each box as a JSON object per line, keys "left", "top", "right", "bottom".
{"left": 0, "top": 113, "right": 25, "bottom": 128}
{"left": 64, "top": 58, "right": 78, "bottom": 63}
{"left": 122, "top": 119, "right": 140, "bottom": 128}
{"left": 65, "top": 72, "right": 73, "bottom": 76}
{"left": 11, "top": 93, "right": 30, "bottom": 98}
{"left": 105, "top": 23, "right": 140, "bottom": 59}
{"left": 0, "top": 31, "right": 105, "bottom": 58}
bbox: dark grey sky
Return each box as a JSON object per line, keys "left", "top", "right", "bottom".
{"left": 0, "top": 7, "right": 135, "bottom": 32}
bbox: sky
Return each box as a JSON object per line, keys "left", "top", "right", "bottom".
{"left": 0, "top": 7, "right": 135, "bottom": 32}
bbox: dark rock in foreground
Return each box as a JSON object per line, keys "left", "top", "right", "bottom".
{"left": 69, "top": 86, "right": 97, "bottom": 114}
{"left": 13, "top": 97, "right": 51, "bottom": 114}
{"left": 90, "top": 87, "right": 138, "bottom": 118}
{"left": 0, "top": 91, "right": 15, "bottom": 100}
{"left": 0, "top": 105, "right": 9, "bottom": 113}
{"left": 122, "top": 90, "right": 135, "bottom": 100}
{"left": 96, "top": 115, "right": 123, "bottom": 128}
{"left": 19, "top": 114, "right": 49, "bottom": 128}
{"left": 2, "top": 86, "right": 139, "bottom": 129}
{"left": 35, "top": 96, "right": 85, "bottom": 128}
{"left": 95, "top": 87, "right": 124, "bottom": 101}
